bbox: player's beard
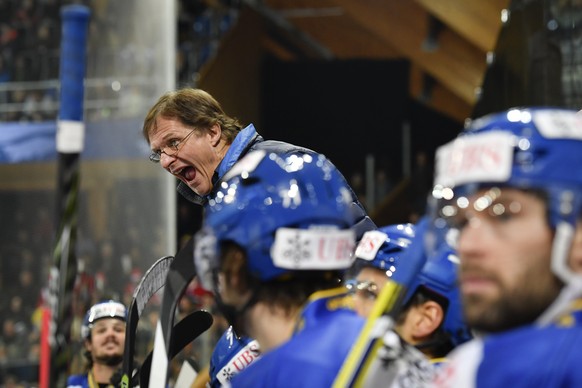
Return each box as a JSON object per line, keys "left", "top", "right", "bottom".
{"left": 462, "top": 276, "right": 562, "bottom": 333}
{"left": 95, "top": 353, "right": 123, "bottom": 367}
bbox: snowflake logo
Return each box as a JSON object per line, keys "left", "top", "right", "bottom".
{"left": 222, "top": 367, "right": 235, "bottom": 381}
{"left": 282, "top": 232, "right": 311, "bottom": 265}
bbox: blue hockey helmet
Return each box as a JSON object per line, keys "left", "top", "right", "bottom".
{"left": 81, "top": 300, "right": 127, "bottom": 340}
{"left": 196, "top": 150, "right": 356, "bottom": 287}
{"left": 208, "top": 326, "right": 260, "bottom": 387}
{"left": 431, "top": 107, "right": 582, "bottom": 287}
{"left": 352, "top": 223, "right": 415, "bottom": 276}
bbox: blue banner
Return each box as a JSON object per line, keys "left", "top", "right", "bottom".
{"left": 0, "top": 118, "right": 149, "bottom": 163}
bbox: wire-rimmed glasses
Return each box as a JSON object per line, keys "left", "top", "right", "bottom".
{"left": 345, "top": 279, "right": 379, "bottom": 301}
{"left": 149, "top": 129, "right": 196, "bottom": 163}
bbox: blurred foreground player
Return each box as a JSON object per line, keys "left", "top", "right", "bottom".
{"left": 350, "top": 224, "right": 471, "bottom": 362}
{"left": 431, "top": 108, "right": 582, "bottom": 387}
{"left": 194, "top": 151, "right": 364, "bottom": 387}
{"left": 346, "top": 223, "right": 471, "bottom": 386}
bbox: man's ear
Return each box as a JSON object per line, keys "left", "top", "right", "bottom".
{"left": 568, "top": 220, "right": 582, "bottom": 274}
{"left": 208, "top": 123, "right": 222, "bottom": 147}
{"left": 410, "top": 300, "right": 445, "bottom": 341}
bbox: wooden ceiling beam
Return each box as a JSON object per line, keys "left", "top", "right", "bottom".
{"left": 409, "top": 64, "right": 472, "bottom": 122}
{"left": 262, "top": 0, "right": 402, "bottom": 59}
{"left": 262, "top": 35, "right": 298, "bottom": 61}
{"left": 287, "top": 17, "right": 403, "bottom": 59}
{"left": 331, "top": 0, "right": 487, "bottom": 105}
{"left": 415, "top": 0, "right": 510, "bottom": 52}
{"left": 260, "top": 0, "right": 502, "bottom": 120}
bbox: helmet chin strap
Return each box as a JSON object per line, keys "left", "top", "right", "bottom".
{"left": 537, "top": 221, "right": 582, "bottom": 325}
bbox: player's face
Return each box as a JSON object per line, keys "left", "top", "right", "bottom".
{"left": 454, "top": 187, "right": 561, "bottom": 332}
{"left": 86, "top": 318, "right": 126, "bottom": 365}
{"left": 352, "top": 267, "right": 389, "bottom": 318}
{"left": 149, "top": 117, "right": 222, "bottom": 196}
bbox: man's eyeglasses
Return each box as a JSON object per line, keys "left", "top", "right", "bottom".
{"left": 149, "top": 129, "right": 197, "bottom": 163}
{"left": 345, "top": 279, "right": 379, "bottom": 301}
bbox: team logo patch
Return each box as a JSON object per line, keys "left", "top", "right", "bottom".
{"left": 533, "top": 110, "right": 582, "bottom": 139}
{"left": 271, "top": 227, "right": 355, "bottom": 270}
{"left": 355, "top": 230, "right": 389, "bottom": 261}
{"left": 435, "top": 131, "right": 514, "bottom": 188}
{"left": 217, "top": 340, "right": 261, "bottom": 385}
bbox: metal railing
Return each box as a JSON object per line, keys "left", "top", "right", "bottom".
{"left": 0, "top": 76, "right": 158, "bottom": 119}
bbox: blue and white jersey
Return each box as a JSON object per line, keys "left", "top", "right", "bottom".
{"left": 209, "top": 326, "right": 261, "bottom": 387}
{"left": 434, "top": 299, "right": 582, "bottom": 387}
{"left": 228, "top": 287, "right": 365, "bottom": 388}
{"left": 66, "top": 374, "right": 89, "bottom": 388}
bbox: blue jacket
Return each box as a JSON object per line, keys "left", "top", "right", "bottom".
{"left": 177, "top": 124, "right": 376, "bottom": 239}
{"left": 228, "top": 287, "right": 365, "bottom": 388}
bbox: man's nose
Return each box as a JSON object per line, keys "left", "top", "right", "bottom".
{"left": 456, "top": 215, "right": 488, "bottom": 259}
{"left": 159, "top": 152, "right": 175, "bottom": 169}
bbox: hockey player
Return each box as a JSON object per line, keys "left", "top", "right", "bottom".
{"left": 66, "top": 300, "right": 127, "bottom": 388}
{"left": 349, "top": 224, "right": 471, "bottom": 363}
{"left": 341, "top": 223, "right": 470, "bottom": 387}
{"left": 430, "top": 107, "right": 582, "bottom": 386}
{"left": 193, "top": 150, "right": 391, "bottom": 387}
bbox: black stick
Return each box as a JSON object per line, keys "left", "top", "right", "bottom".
{"left": 120, "top": 255, "right": 174, "bottom": 388}
{"left": 139, "top": 309, "right": 213, "bottom": 388}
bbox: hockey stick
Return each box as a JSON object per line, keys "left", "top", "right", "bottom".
{"left": 120, "top": 255, "right": 175, "bottom": 388}
{"left": 174, "top": 358, "right": 199, "bottom": 388}
{"left": 332, "top": 218, "right": 430, "bottom": 387}
{"left": 148, "top": 235, "right": 198, "bottom": 387}
{"left": 139, "top": 309, "right": 213, "bottom": 388}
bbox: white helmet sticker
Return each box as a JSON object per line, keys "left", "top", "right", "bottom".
{"left": 87, "top": 301, "right": 126, "bottom": 323}
{"left": 271, "top": 227, "right": 355, "bottom": 270}
{"left": 533, "top": 110, "right": 582, "bottom": 139}
{"left": 354, "top": 230, "right": 389, "bottom": 261}
{"left": 435, "top": 131, "right": 514, "bottom": 188}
